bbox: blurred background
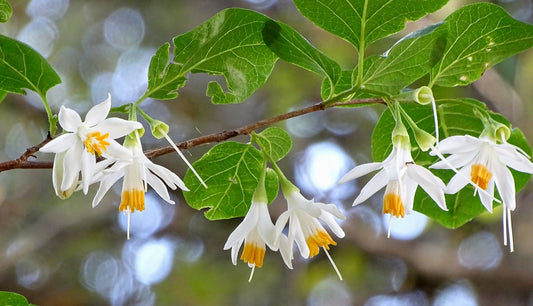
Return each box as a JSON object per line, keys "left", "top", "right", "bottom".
{"left": 2, "top": 0, "right": 533, "bottom": 305}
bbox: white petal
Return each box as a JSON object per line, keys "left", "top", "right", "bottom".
{"left": 80, "top": 150, "right": 96, "bottom": 194}
{"left": 95, "top": 118, "right": 143, "bottom": 139}
{"left": 255, "top": 202, "right": 278, "bottom": 250}
{"left": 146, "top": 171, "right": 175, "bottom": 204}
{"left": 436, "top": 135, "right": 481, "bottom": 154}
{"left": 291, "top": 217, "right": 310, "bottom": 258}
{"left": 403, "top": 177, "right": 418, "bottom": 214}
{"left": 478, "top": 179, "right": 495, "bottom": 213}
{"left": 319, "top": 212, "right": 345, "bottom": 238}
{"left": 492, "top": 161, "right": 516, "bottom": 210}
{"left": 146, "top": 161, "right": 188, "bottom": 191}
{"left": 406, "top": 165, "right": 447, "bottom": 211}
{"left": 277, "top": 235, "right": 293, "bottom": 269}
{"left": 274, "top": 211, "right": 290, "bottom": 243}
{"left": 445, "top": 166, "right": 471, "bottom": 194}
{"left": 496, "top": 145, "right": 533, "bottom": 174}
{"left": 317, "top": 203, "right": 346, "bottom": 220}
{"left": 61, "top": 145, "right": 83, "bottom": 191}
{"left": 40, "top": 134, "right": 78, "bottom": 153}
{"left": 92, "top": 170, "right": 124, "bottom": 207}
{"left": 58, "top": 106, "right": 82, "bottom": 132}
{"left": 353, "top": 169, "right": 388, "bottom": 205}
{"left": 430, "top": 152, "right": 475, "bottom": 170}
{"left": 338, "top": 162, "right": 383, "bottom": 184}
{"left": 85, "top": 94, "right": 111, "bottom": 127}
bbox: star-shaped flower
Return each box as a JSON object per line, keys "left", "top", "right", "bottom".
{"left": 224, "top": 200, "right": 293, "bottom": 281}
{"left": 40, "top": 94, "right": 142, "bottom": 196}
{"left": 91, "top": 133, "right": 188, "bottom": 239}
{"left": 431, "top": 134, "right": 533, "bottom": 251}
{"left": 339, "top": 139, "right": 447, "bottom": 235}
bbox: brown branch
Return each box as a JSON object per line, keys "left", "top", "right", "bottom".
{"left": 0, "top": 97, "right": 385, "bottom": 172}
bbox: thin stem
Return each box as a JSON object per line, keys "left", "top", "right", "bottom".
{"left": 41, "top": 94, "right": 57, "bottom": 137}
{"left": 322, "top": 246, "right": 343, "bottom": 281}
{"left": 0, "top": 97, "right": 385, "bottom": 173}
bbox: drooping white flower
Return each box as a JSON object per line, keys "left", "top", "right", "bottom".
{"left": 223, "top": 200, "right": 293, "bottom": 281}
{"left": 431, "top": 134, "right": 533, "bottom": 251}
{"left": 91, "top": 133, "right": 188, "bottom": 239}
{"left": 40, "top": 94, "right": 142, "bottom": 196}
{"left": 274, "top": 189, "right": 345, "bottom": 280}
{"left": 339, "top": 137, "right": 447, "bottom": 236}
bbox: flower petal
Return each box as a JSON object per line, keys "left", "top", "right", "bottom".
{"left": 146, "top": 161, "right": 188, "bottom": 191}
{"left": 80, "top": 150, "right": 96, "bottom": 194}
{"left": 95, "top": 118, "right": 143, "bottom": 139}
{"left": 435, "top": 135, "right": 481, "bottom": 154}
{"left": 406, "top": 165, "right": 447, "bottom": 211}
{"left": 145, "top": 171, "right": 175, "bottom": 204}
{"left": 445, "top": 166, "right": 471, "bottom": 194}
{"left": 319, "top": 212, "right": 345, "bottom": 238}
{"left": 58, "top": 106, "right": 82, "bottom": 132}
{"left": 40, "top": 134, "right": 78, "bottom": 153}
{"left": 496, "top": 145, "right": 533, "bottom": 174}
{"left": 338, "top": 162, "right": 383, "bottom": 184}
{"left": 277, "top": 235, "right": 293, "bottom": 269}
{"left": 85, "top": 94, "right": 111, "bottom": 127}
{"left": 61, "top": 144, "right": 83, "bottom": 191}
{"left": 353, "top": 169, "right": 388, "bottom": 205}
{"left": 478, "top": 178, "right": 495, "bottom": 213}
{"left": 92, "top": 170, "right": 124, "bottom": 207}
{"left": 492, "top": 161, "right": 517, "bottom": 210}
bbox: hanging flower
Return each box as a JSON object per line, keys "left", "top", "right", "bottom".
{"left": 91, "top": 132, "right": 188, "bottom": 239}
{"left": 430, "top": 134, "right": 533, "bottom": 251}
{"left": 224, "top": 200, "right": 293, "bottom": 281}
{"left": 274, "top": 188, "right": 345, "bottom": 280}
{"left": 339, "top": 126, "right": 447, "bottom": 236}
{"left": 40, "top": 94, "right": 142, "bottom": 197}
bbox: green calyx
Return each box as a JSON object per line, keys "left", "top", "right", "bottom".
{"left": 396, "top": 86, "right": 434, "bottom": 105}
{"left": 474, "top": 108, "right": 511, "bottom": 142}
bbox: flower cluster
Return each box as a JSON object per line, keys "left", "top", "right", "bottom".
{"left": 338, "top": 102, "right": 533, "bottom": 252}
{"left": 40, "top": 95, "right": 202, "bottom": 239}
{"left": 224, "top": 162, "right": 346, "bottom": 281}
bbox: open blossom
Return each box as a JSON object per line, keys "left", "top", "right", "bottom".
{"left": 224, "top": 200, "right": 293, "bottom": 280}
{"left": 275, "top": 190, "right": 345, "bottom": 268}
{"left": 40, "top": 94, "right": 142, "bottom": 197}
{"left": 91, "top": 134, "right": 188, "bottom": 239}
{"left": 339, "top": 138, "right": 447, "bottom": 235}
{"left": 431, "top": 134, "right": 533, "bottom": 251}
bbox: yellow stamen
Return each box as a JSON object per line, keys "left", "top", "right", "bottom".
{"left": 240, "top": 242, "right": 265, "bottom": 268}
{"left": 119, "top": 189, "right": 145, "bottom": 213}
{"left": 383, "top": 193, "right": 405, "bottom": 218}
{"left": 471, "top": 164, "right": 492, "bottom": 190}
{"left": 307, "top": 230, "right": 337, "bottom": 258}
{"left": 83, "top": 131, "right": 110, "bottom": 156}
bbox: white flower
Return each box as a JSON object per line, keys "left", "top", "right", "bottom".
{"left": 40, "top": 94, "right": 142, "bottom": 196}
{"left": 274, "top": 190, "right": 345, "bottom": 279}
{"left": 91, "top": 134, "right": 188, "bottom": 239}
{"left": 223, "top": 200, "right": 293, "bottom": 280}
{"left": 339, "top": 140, "right": 447, "bottom": 233}
{"left": 431, "top": 134, "right": 533, "bottom": 251}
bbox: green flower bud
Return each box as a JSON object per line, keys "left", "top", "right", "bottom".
{"left": 396, "top": 86, "right": 433, "bottom": 105}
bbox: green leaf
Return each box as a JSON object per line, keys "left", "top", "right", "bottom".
{"left": 0, "top": 90, "right": 7, "bottom": 103}
{"left": 321, "top": 70, "right": 353, "bottom": 100}
{"left": 0, "top": 35, "right": 61, "bottom": 98}
{"left": 0, "top": 0, "right": 12, "bottom": 23}
{"left": 173, "top": 8, "right": 278, "bottom": 104}
{"left": 255, "top": 127, "right": 292, "bottom": 162}
{"left": 372, "top": 99, "right": 531, "bottom": 228}
{"left": 430, "top": 3, "right": 533, "bottom": 87}
{"left": 146, "top": 42, "right": 186, "bottom": 100}
{"left": 0, "top": 291, "right": 30, "bottom": 306}
{"left": 262, "top": 20, "right": 341, "bottom": 98}
{"left": 359, "top": 23, "right": 446, "bottom": 95}
{"left": 183, "top": 142, "right": 265, "bottom": 220}
{"left": 265, "top": 167, "right": 279, "bottom": 204}
{"left": 293, "top": 0, "right": 448, "bottom": 50}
